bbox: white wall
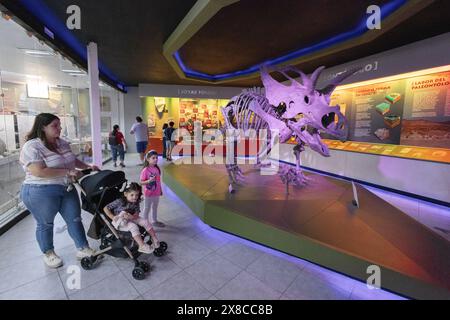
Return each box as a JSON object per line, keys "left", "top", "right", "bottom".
{"left": 139, "top": 83, "right": 244, "bottom": 99}
{"left": 316, "top": 32, "right": 450, "bottom": 87}
{"left": 122, "top": 86, "right": 141, "bottom": 153}
{"left": 279, "top": 144, "right": 450, "bottom": 203}
{"left": 100, "top": 88, "right": 121, "bottom": 130}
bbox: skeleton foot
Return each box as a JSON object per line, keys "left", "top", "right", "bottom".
{"left": 301, "top": 174, "right": 312, "bottom": 182}
{"left": 292, "top": 170, "right": 309, "bottom": 186}
{"left": 226, "top": 164, "right": 245, "bottom": 192}
{"left": 254, "top": 161, "right": 271, "bottom": 169}
{"left": 235, "top": 174, "right": 246, "bottom": 184}
{"left": 235, "top": 166, "right": 245, "bottom": 178}
{"left": 279, "top": 165, "right": 308, "bottom": 187}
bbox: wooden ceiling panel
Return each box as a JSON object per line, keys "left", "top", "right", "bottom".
{"left": 179, "top": 0, "right": 392, "bottom": 75}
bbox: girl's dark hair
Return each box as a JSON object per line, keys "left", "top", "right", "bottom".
{"left": 136, "top": 116, "right": 143, "bottom": 122}
{"left": 26, "top": 113, "right": 60, "bottom": 150}
{"left": 112, "top": 124, "right": 119, "bottom": 136}
{"left": 162, "top": 123, "right": 168, "bottom": 129}
{"left": 122, "top": 182, "right": 142, "bottom": 203}
{"left": 169, "top": 121, "right": 174, "bottom": 127}
{"left": 143, "top": 150, "right": 161, "bottom": 173}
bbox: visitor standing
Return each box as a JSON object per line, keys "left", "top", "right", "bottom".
{"left": 109, "top": 124, "right": 127, "bottom": 167}
{"left": 162, "top": 123, "right": 168, "bottom": 159}
{"left": 130, "top": 116, "right": 149, "bottom": 164}
{"left": 19, "top": 113, "right": 97, "bottom": 268}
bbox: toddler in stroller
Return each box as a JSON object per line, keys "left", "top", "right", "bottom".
{"left": 79, "top": 169, "right": 167, "bottom": 280}
{"left": 103, "top": 182, "right": 159, "bottom": 254}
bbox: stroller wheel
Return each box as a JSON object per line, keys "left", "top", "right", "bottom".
{"left": 159, "top": 241, "right": 168, "bottom": 252}
{"left": 132, "top": 267, "right": 145, "bottom": 280}
{"left": 153, "top": 249, "right": 164, "bottom": 257}
{"left": 139, "top": 261, "right": 150, "bottom": 273}
{"left": 153, "top": 241, "right": 167, "bottom": 257}
{"left": 153, "top": 241, "right": 168, "bottom": 257}
{"left": 81, "top": 257, "right": 94, "bottom": 270}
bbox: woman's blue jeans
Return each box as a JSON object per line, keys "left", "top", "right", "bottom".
{"left": 20, "top": 184, "right": 89, "bottom": 253}
{"left": 162, "top": 137, "right": 167, "bottom": 158}
{"left": 111, "top": 144, "right": 125, "bottom": 162}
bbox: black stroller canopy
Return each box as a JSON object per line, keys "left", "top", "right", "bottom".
{"left": 80, "top": 170, "right": 126, "bottom": 200}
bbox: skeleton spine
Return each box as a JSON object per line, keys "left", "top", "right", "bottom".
{"left": 222, "top": 91, "right": 275, "bottom": 132}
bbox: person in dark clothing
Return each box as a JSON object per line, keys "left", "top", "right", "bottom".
{"left": 109, "top": 125, "right": 127, "bottom": 167}
{"left": 165, "top": 121, "right": 176, "bottom": 161}
{"left": 162, "top": 123, "right": 168, "bottom": 159}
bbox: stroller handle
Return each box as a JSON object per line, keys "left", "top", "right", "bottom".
{"left": 67, "top": 168, "right": 101, "bottom": 193}
{"left": 77, "top": 167, "right": 102, "bottom": 182}
{"left": 81, "top": 168, "right": 93, "bottom": 175}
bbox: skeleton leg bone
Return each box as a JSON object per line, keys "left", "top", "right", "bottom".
{"left": 254, "top": 142, "right": 273, "bottom": 169}
{"left": 226, "top": 164, "right": 237, "bottom": 193}
{"left": 292, "top": 143, "right": 309, "bottom": 185}
{"left": 226, "top": 164, "right": 246, "bottom": 193}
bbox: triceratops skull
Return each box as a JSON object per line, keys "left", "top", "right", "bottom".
{"left": 261, "top": 65, "right": 359, "bottom": 143}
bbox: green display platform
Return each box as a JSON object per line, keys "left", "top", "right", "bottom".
{"left": 163, "top": 162, "right": 450, "bottom": 299}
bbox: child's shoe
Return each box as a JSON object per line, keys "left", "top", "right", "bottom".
{"left": 152, "top": 240, "right": 160, "bottom": 249}
{"left": 138, "top": 244, "right": 154, "bottom": 254}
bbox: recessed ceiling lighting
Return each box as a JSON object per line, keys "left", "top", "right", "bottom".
{"left": 1, "top": 71, "right": 42, "bottom": 80}
{"left": 26, "top": 74, "right": 42, "bottom": 79}
{"left": 19, "top": 48, "right": 56, "bottom": 57}
{"left": 86, "top": 81, "right": 105, "bottom": 86}
{"left": 69, "top": 73, "right": 86, "bottom": 76}
{"left": 62, "top": 69, "right": 85, "bottom": 73}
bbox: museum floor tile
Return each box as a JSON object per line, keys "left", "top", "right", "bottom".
{"left": 0, "top": 154, "right": 417, "bottom": 300}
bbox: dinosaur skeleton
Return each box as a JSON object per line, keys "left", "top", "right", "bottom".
{"left": 221, "top": 64, "right": 360, "bottom": 193}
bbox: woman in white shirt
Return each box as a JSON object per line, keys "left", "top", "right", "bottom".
{"left": 20, "top": 113, "right": 98, "bottom": 268}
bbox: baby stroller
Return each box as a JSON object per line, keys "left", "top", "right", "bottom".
{"left": 78, "top": 169, "right": 168, "bottom": 280}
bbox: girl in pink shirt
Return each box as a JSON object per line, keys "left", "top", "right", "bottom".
{"left": 140, "top": 150, "right": 165, "bottom": 227}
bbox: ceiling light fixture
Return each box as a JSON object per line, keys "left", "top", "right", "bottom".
{"left": 1, "top": 71, "right": 42, "bottom": 80}
{"left": 62, "top": 69, "right": 84, "bottom": 73}
{"left": 25, "top": 74, "right": 42, "bottom": 79}
{"left": 20, "top": 48, "right": 56, "bottom": 57}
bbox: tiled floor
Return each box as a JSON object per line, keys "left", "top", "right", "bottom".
{"left": 0, "top": 153, "right": 430, "bottom": 300}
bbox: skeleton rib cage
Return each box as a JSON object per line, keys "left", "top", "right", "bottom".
{"left": 222, "top": 89, "right": 275, "bottom": 133}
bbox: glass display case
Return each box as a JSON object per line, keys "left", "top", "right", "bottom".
{"left": 0, "top": 16, "right": 121, "bottom": 228}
